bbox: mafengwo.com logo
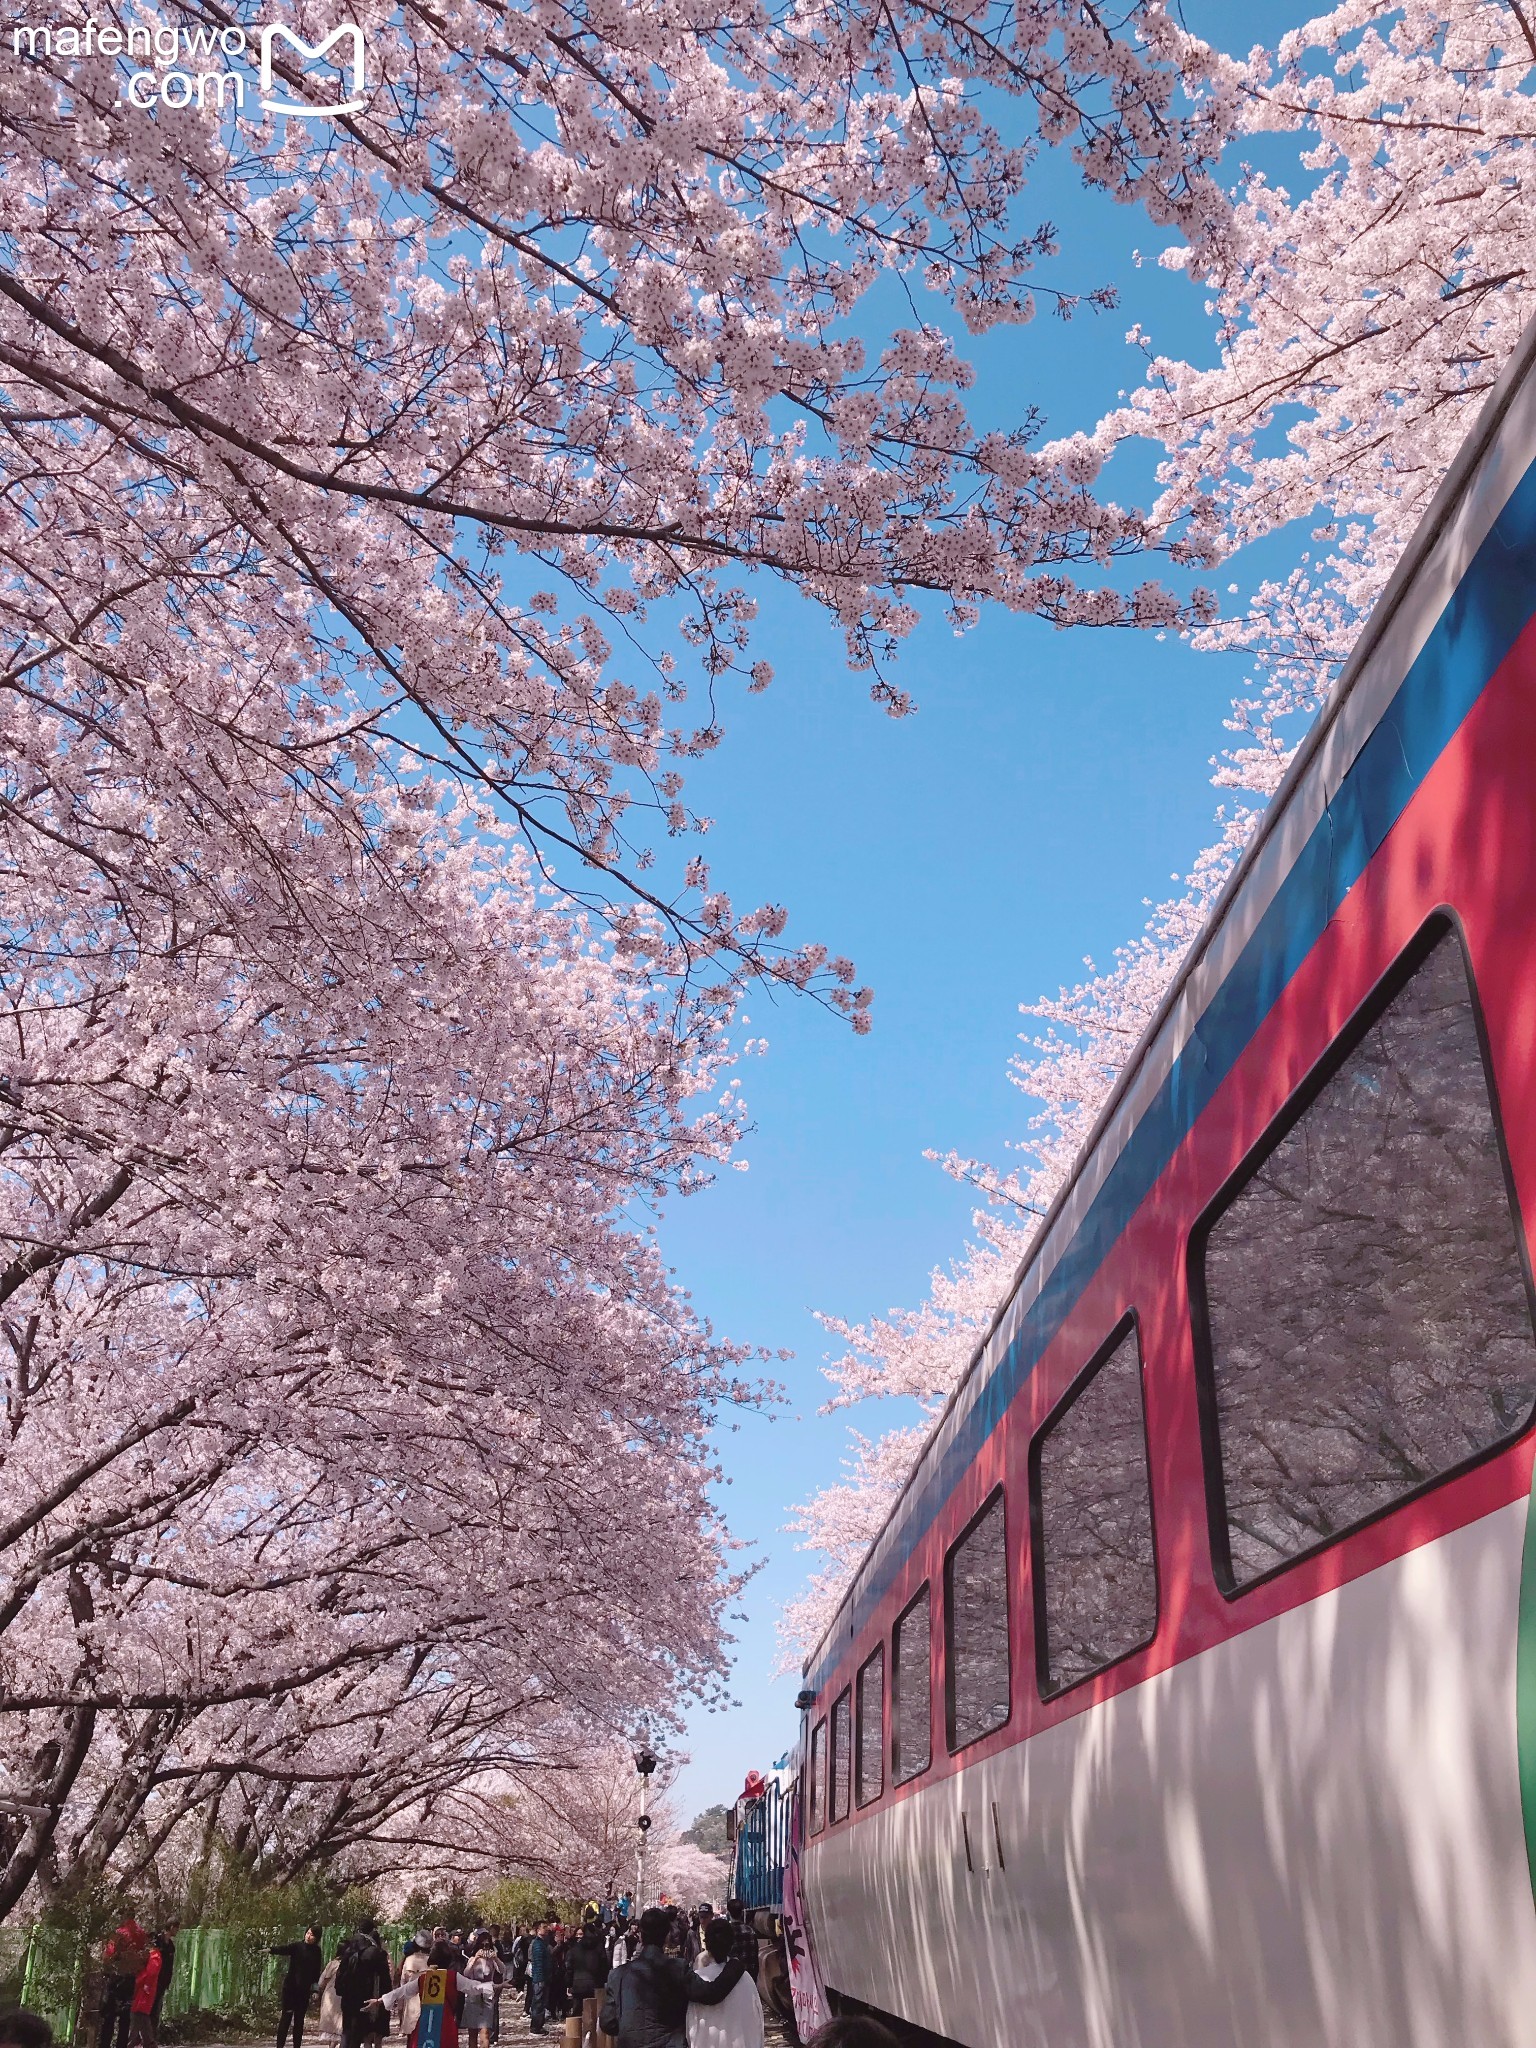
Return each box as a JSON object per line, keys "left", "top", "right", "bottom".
{"left": 8, "top": 14, "right": 366, "bottom": 116}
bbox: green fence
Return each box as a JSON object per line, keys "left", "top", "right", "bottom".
{"left": 3, "top": 1922, "right": 414, "bottom": 2047}
{"left": 11, "top": 1922, "right": 88, "bottom": 2045}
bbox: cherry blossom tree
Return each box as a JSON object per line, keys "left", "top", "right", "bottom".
{"left": 447, "top": 1744, "right": 726, "bottom": 1905}
{"left": 0, "top": 740, "right": 760, "bottom": 1913}
{"left": 0, "top": 0, "right": 1226, "bottom": 1001}
{"left": 0, "top": 0, "right": 1246, "bottom": 1914}
{"left": 1112, "top": 0, "right": 1536, "bottom": 759}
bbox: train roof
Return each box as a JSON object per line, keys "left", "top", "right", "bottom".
{"left": 805, "top": 313, "right": 1536, "bottom": 1692}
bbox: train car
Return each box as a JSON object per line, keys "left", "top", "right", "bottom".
{"left": 728, "top": 1763, "right": 792, "bottom": 1912}
{"left": 792, "top": 321, "right": 1536, "bottom": 2048}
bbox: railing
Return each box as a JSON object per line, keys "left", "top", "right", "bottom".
{"left": 729, "top": 1776, "right": 790, "bottom": 1910}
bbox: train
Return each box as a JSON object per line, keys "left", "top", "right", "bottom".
{"left": 781, "top": 324, "right": 1536, "bottom": 2048}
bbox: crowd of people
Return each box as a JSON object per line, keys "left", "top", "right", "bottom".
{"left": 0, "top": 1898, "right": 903, "bottom": 2048}
{"left": 322, "top": 1899, "right": 767, "bottom": 2047}
{"left": 272, "top": 1898, "right": 902, "bottom": 2048}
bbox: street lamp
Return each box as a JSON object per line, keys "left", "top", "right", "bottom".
{"left": 633, "top": 1723, "right": 659, "bottom": 1909}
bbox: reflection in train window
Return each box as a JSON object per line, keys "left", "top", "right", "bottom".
{"left": 945, "top": 1488, "right": 1010, "bottom": 1750}
{"left": 830, "top": 1688, "right": 852, "bottom": 1823}
{"left": 1194, "top": 918, "right": 1536, "bottom": 1592}
{"left": 856, "top": 1645, "right": 885, "bottom": 1806}
{"left": 809, "top": 1717, "right": 827, "bottom": 1834}
{"left": 892, "top": 1585, "right": 931, "bottom": 1785}
{"left": 1032, "top": 1318, "right": 1158, "bottom": 1697}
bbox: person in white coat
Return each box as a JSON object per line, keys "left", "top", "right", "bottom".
{"left": 686, "top": 1921, "right": 764, "bottom": 2048}
{"left": 314, "top": 1958, "right": 343, "bottom": 2044}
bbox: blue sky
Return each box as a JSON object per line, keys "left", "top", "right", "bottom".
{"left": 656, "top": 0, "right": 1314, "bottom": 1823}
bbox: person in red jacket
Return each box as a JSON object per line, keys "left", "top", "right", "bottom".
{"left": 98, "top": 1920, "right": 149, "bottom": 2048}
{"left": 127, "top": 1944, "right": 162, "bottom": 2048}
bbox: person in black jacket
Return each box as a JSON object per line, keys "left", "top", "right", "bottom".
{"left": 149, "top": 1925, "right": 179, "bottom": 2037}
{"left": 567, "top": 1918, "right": 609, "bottom": 2008}
{"left": 334, "top": 1924, "right": 391, "bottom": 2048}
{"left": 269, "top": 1928, "right": 325, "bottom": 2048}
{"left": 547, "top": 1930, "right": 571, "bottom": 2025}
{"left": 597, "top": 1908, "right": 745, "bottom": 2048}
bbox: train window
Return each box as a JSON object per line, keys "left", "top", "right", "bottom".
{"left": 891, "top": 1585, "right": 931, "bottom": 1784}
{"left": 830, "top": 1688, "right": 852, "bottom": 1823}
{"left": 1194, "top": 917, "right": 1536, "bottom": 1592}
{"left": 856, "top": 1645, "right": 885, "bottom": 1806}
{"left": 1031, "top": 1317, "right": 1158, "bottom": 1697}
{"left": 809, "top": 1717, "right": 827, "bottom": 1834}
{"left": 945, "top": 1488, "right": 1010, "bottom": 1751}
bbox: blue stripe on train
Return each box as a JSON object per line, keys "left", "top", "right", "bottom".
{"left": 805, "top": 452, "right": 1536, "bottom": 1693}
